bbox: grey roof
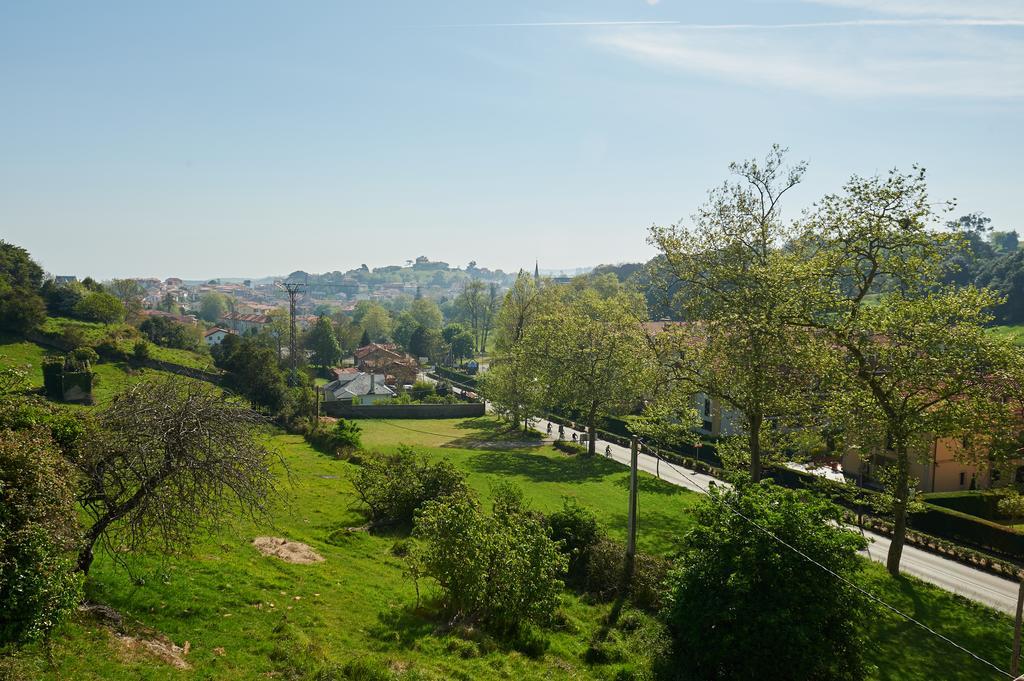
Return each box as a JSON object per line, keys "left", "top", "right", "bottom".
{"left": 322, "top": 372, "right": 394, "bottom": 399}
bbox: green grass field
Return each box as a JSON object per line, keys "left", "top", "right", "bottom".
{"left": 1, "top": 411, "right": 1018, "bottom": 680}
{"left": 987, "top": 324, "right": 1024, "bottom": 346}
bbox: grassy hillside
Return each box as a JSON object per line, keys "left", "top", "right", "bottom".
{"left": 1, "top": 417, "right": 1017, "bottom": 680}
{"left": 0, "top": 334, "right": 157, "bottom": 403}
{"left": 38, "top": 317, "right": 217, "bottom": 371}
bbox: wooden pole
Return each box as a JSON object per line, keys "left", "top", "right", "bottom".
{"left": 627, "top": 437, "right": 639, "bottom": 559}
{"left": 1013, "top": 581, "right": 1024, "bottom": 676}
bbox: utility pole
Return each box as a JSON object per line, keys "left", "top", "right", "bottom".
{"left": 627, "top": 437, "right": 639, "bottom": 560}
{"left": 1013, "top": 581, "right": 1024, "bottom": 676}
{"left": 277, "top": 280, "right": 307, "bottom": 386}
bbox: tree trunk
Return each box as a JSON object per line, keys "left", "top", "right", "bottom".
{"left": 748, "top": 413, "right": 763, "bottom": 482}
{"left": 886, "top": 447, "right": 911, "bottom": 576}
{"left": 587, "top": 407, "right": 597, "bottom": 456}
{"left": 76, "top": 517, "right": 112, "bottom": 574}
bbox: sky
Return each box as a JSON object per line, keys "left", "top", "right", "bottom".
{"left": 1, "top": 0, "right": 1022, "bottom": 280}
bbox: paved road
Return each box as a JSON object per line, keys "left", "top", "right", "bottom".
{"left": 532, "top": 417, "right": 1022, "bottom": 616}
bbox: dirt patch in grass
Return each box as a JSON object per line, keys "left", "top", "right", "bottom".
{"left": 114, "top": 632, "right": 191, "bottom": 669}
{"left": 252, "top": 536, "right": 324, "bottom": 564}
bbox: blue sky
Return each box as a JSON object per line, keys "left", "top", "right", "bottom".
{"left": 2, "top": 1, "right": 1022, "bottom": 280}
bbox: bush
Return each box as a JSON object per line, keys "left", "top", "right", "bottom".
{"left": 547, "top": 498, "right": 604, "bottom": 584}
{"left": 351, "top": 446, "right": 468, "bottom": 527}
{"left": 581, "top": 538, "right": 669, "bottom": 612}
{"left": 73, "top": 291, "right": 125, "bottom": 324}
{"left": 330, "top": 419, "right": 362, "bottom": 453}
{"left": 306, "top": 418, "right": 363, "bottom": 453}
{"left": 132, "top": 339, "right": 151, "bottom": 361}
{"left": 0, "top": 428, "right": 83, "bottom": 645}
{"left": 661, "top": 483, "right": 869, "bottom": 681}
{"left": 412, "top": 487, "right": 567, "bottom": 636}
{"left": 554, "top": 440, "right": 588, "bottom": 456}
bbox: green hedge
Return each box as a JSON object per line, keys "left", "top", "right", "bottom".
{"left": 432, "top": 366, "right": 477, "bottom": 388}
{"left": 923, "top": 491, "right": 1005, "bottom": 521}
{"left": 914, "top": 503, "right": 1024, "bottom": 562}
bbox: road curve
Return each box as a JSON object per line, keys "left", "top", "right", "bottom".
{"left": 532, "top": 417, "right": 1022, "bottom": 616}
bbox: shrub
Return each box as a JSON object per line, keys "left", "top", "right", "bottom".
{"left": 303, "top": 417, "right": 364, "bottom": 454}
{"left": 351, "top": 446, "right": 467, "bottom": 527}
{"left": 69, "top": 346, "right": 98, "bottom": 367}
{"left": 0, "top": 428, "right": 83, "bottom": 645}
{"left": 330, "top": 419, "right": 362, "bottom": 453}
{"left": 73, "top": 291, "right": 125, "bottom": 324}
{"left": 585, "top": 538, "right": 630, "bottom": 602}
{"left": 554, "top": 440, "right": 588, "bottom": 456}
{"left": 581, "top": 538, "right": 668, "bottom": 612}
{"left": 412, "top": 487, "right": 567, "bottom": 636}
{"left": 132, "top": 339, "right": 151, "bottom": 361}
{"left": 547, "top": 498, "right": 604, "bottom": 584}
{"left": 662, "top": 483, "right": 869, "bottom": 681}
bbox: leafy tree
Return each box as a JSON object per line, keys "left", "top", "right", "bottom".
{"left": 409, "top": 297, "right": 442, "bottom": 330}
{"left": 412, "top": 485, "right": 566, "bottom": 634}
{"left": 41, "top": 280, "right": 85, "bottom": 317}
{"left": 198, "top": 292, "right": 228, "bottom": 323}
{"left": 650, "top": 146, "right": 818, "bottom": 481}
{"left": 480, "top": 344, "right": 545, "bottom": 431}
{"left": 213, "top": 334, "right": 289, "bottom": 413}
{"left": 409, "top": 325, "right": 441, "bottom": 361}
{"left": 359, "top": 303, "right": 392, "bottom": 342}
{"left": 305, "top": 315, "right": 341, "bottom": 369}
{"left": 795, "top": 167, "right": 1024, "bottom": 575}
{"left": 138, "top": 315, "right": 201, "bottom": 350}
{"left": 332, "top": 314, "right": 363, "bottom": 355}
{"left": 454, "top": 280, "right": 487, "bottom": 351}
{"left": 493, "top": 272, "right": 542, "bottom": 353}
{"left": 0, "top": 241, "right": 46, "bottom": 333}
{"left": 527, "top": 289, "right": 655, "bottom": 454}
{"left": 480, "top": 282, "right": 500, "bottom": 351}
{"left": 80, "top": 277, "right": 103, "bottom": 292}
{"left": 359, "top": 329, "right": 372, "bottom": 347}
{"left": 73, "top": 291, "right": 125, "bottom": 324}
{"left": 74, "top": 376, "right": 281, "bottom": 573}
{"left": 443, "top": 323, "right": 475, "bottom": 364}
{"left": 105, "top": 279, "right": 145, "bottom": 317}
{"left": 990, "top": 230, "right": 1020, "bottom": 254}
{"left": 391, "top": 311, "right": 419, "bottom": 351}
{"left": 974, "top": 249, "right": 1024, "bottom": 323}
{"left": 661, "top": 483, "right": 869, "bottom": 681}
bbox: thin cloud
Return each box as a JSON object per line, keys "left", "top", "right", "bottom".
{"left": 801, "top": 0, "right": 1024, "bottom": 21}
{"left": 437, "top": 18, "right": 1024, "bottom": 29}
{"left": 593, "top": 27, "right": 1024, "bottom": 98}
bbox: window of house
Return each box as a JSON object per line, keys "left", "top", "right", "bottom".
{"left": 959, "top": 472, "right": 965, "bottom": 486}
{"left": 702, "top": 420, "right": 713, "bottom": 432}
{"left": 703, "top": 398, "right": 712, "bottom": 418}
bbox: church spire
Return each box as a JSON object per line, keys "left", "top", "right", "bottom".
{"left": 534, "top": 260, "right": 540, "bottom": 283}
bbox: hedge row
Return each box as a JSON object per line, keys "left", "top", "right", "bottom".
{"left": 923, "top": 491, "right": 1006, "bottom": 521}
{"left": 432, "top": 366, "right": 478, "bottom": 388}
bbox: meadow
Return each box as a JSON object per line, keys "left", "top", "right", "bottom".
{"left": 0, "top": 338, "right": 1018, "bottom": 680}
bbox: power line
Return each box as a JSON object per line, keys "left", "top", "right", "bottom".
{"left": 649, "top": 451, "right": 1015, "bottom": 679}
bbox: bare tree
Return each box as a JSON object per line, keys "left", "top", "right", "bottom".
{"left": 74, "top": 376, "right": 283, "bottom": 574}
